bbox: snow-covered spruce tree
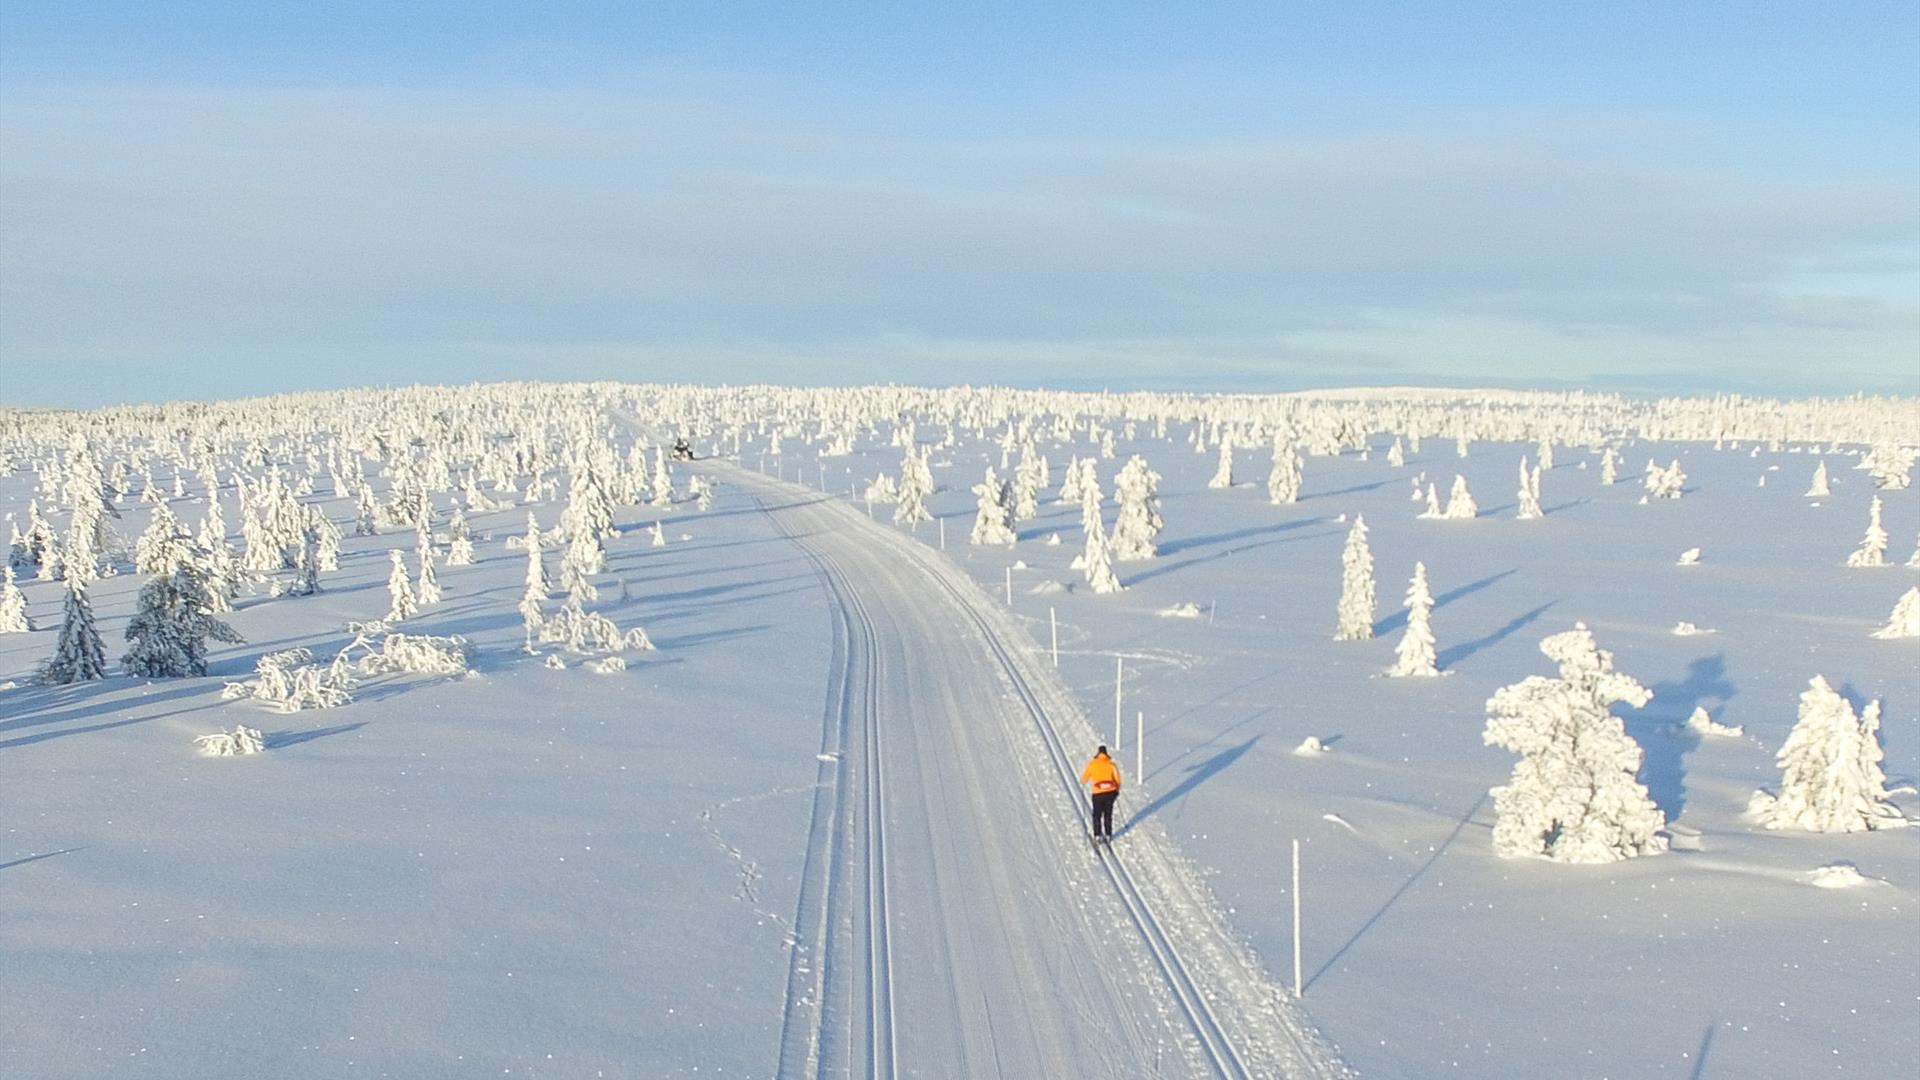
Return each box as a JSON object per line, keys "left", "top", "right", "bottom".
{"left": 1334, "top": 514, "right": 1376, "bottom": 641}
{"left": 1388, "top": 561, "right": 1439, "bottom": 677}
{"left": 969, "top": 466, "right": 1017, "bottom": 546}
{"left": 39, "top": 574, "right": 108, "bottom": 683}
{"left": 1758, "top": 676, "right": 1904, "bottom": 832}
{"left": 690, "top": 474, "right": 715, "bottom": 512}
{"left": 1418, "top": 483, "right": 1442, "bottom": 518}
{"left": 1910, "top": 532, "right": 1920, "bottom": 568}
{"left": 1012, "top": 449, "right": 1043, "bottom": 521}
{"left": 415, "top": 530, "right": 442, "bottom": 606}
{"left": 1872, "top": 586, "right": 1920, "bottom": 639}
{"left": 286, "top": 521, "right": 321, "bottom": 597}
{"left": 1516, "top": 458, "right": 1543, "bottom": 520}
{"left": 1110, "top": 455, "right": 1163, "bottom": 561}
{"left": 1208, "top": 434, "right": 1235, "bottom": 489}
{"left": 893, "top": 447, "right": 934, "bottom": 526}
{"left": 0, "top": 566, "right": 31, "bottom": 632}
{"left": 384, "top": 549, "right": 417, "bottom": 622}
{"left": 354, "top": 486, "right": 378, "bottom": 536}
{"left": 519, "top": 513, "right": 548, "bottom": 646}
{"left": 1442, "top": 474, "right": 1478, "bottom": 519}
{"left": 1483, "top": 623, "right": 1667, "bottom": 863}
{"left": 123, "top": 558, "right": 244, "bottom": 678}
{"left": 1079, "top": 517, "right": 1123, "bottom": 594}
{"left": 1386, "top": 437, "right": 1406, "bottom": 468}
{"left": 863, "top": 473, "right": 899, "bottom": 505}
{"left": 1845, "top": 496, "right": 1888, "bottom": 567}
{"left": 1599, "top": 446, "right": 1620, "bottom": 486}
{"left": 135, "top": 503, "right": 186, "bottom": 575}
{"left": 445, "top": 507, "right": 475, "bottom": 566}
{"left": 1267, "top": 439, "right": 1302, "bottom": 505}
{"left": 649, "top": 446, "right": 674, "bottom": 507}
{"left": 1806, "top": 460, "right": 1831, "bottom": 497}
{"left": 1537, "top": 436, "right": 1555, "bottom": 471}
{"left": 1057, "top": 454, "right": 1085, "bottom": 504}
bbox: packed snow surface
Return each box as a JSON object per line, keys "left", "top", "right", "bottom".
{"left": 2, "top": 381, "right": 1915, "bottom": 1078}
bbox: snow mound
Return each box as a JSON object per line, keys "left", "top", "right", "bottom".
{"left": 1672, "top": 621, "right": 1716, "bottom": 636}
{"left": 1158, "top": 602, "right": 1204, "bottom": 619}
{"left": 1677, "top": 547, "right": 1702, "bottom": 565}
{"left": 1045, "top": 533, "right": 1062, "bottom": 546}
{"left": 1027, "top": 580, "right": 1067, "bottom": 595}
{"left": 1807, "top": 863, "right": 1882, "bottom": 889}
{"left": 585, "top": 656, "right": 627, "bottom": 675}
{"left": 1686, "top": 706, "right": 1743, "bottom": 738}
{"left": 543, "top": 654, "right": 567, "bottom": 670}
{"left": 1012, "top": 560, "right": 1028, "bottom": 570}
{"left": 1293, "top": 736, "right": 1332, "bottom": 756}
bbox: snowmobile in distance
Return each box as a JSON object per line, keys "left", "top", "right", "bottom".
{"left": 669, "top": 438, "right": 696, "bottom": 462}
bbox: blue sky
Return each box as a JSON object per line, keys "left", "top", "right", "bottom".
{"left": 3, "top": 2, "right": 1916, "bottom": 406}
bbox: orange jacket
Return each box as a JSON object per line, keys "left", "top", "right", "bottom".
{"left": 1081, "top": 752, "right": 1121, "bottom": 794}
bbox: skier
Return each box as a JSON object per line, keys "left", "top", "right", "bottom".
{"left": 670, "top": 437, "right": 695, "bottom": 461}
{"left": 1080, "top": 745, "right": 1122, "bottom": 842}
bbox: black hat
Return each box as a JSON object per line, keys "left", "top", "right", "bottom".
{"left": 1096, "top": 745, "right": 1107, "bottom": 755}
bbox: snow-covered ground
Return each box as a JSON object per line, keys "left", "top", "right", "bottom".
{"left": 2, "top": 384, "right": 1915, "bottom": 1078}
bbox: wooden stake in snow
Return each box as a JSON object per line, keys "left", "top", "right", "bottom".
{"left": 1050, "top": 607, "right": 1059, "bottom": 668}
{"left": 1293, "top": 838, "right": 1304, "bottom": 997}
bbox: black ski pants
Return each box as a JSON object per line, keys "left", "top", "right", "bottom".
{"left": 1090, "top": 790, "right": 1119, "bottom": 837}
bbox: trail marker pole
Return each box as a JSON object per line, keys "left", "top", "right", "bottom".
{"left": 1292, "top": 838, "right": 1304, "bottom": 997}
{"left": 1050, "top": 608, "right": 1058, "bottom": 668}
{"left": 1113, "top": 657, "right": 1124, "bottom": 748}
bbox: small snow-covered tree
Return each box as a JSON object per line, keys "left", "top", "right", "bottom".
{"left": 1806, "top": 460, "right": 1830, "bottom": 497}
{"left": 863, "top": 473, "right": 899, "bottom": 505}
{"left": 1208, "top": 435, "right": 1235, "bottom": 489}
{"left": 519, "top": 513, "right": 548, "bottom": 646}
{"left": 415, "top": 530, "right": 442, "bottom": 606}
{"left": 1872, "top": 586, "right": 1920, "bottom": 640}
{"left": 969, "top": 466, "right": 1017, "bottom": 546}
{"left": 1080, "top": 521, "right": 1122, "bottom": 594}
{"left": 1758, "top": 676, "right": 1904, "bottom": 832}
{"left": 1483, "top": 624, "right": 1667, "bottom": 864}
{"left": 1387, "top": 561, "right": 1439, "bottom": 676}
{"left": 1110, "top": 455, "right": 1163, "bottom": 561}
{"left": 196, "top": 725, "right": 265, "bottom": 756}
{"left": 1386, "top": 438, "right": 1406, "bottom": 468}
{"left": 1515, "top": 458, "right": 1542, "bottom": 520}
{"left": 1599, "top": 446, "right": 1620, "bottom": 486}
{"left": 893, "top": 448, "right": 934, "bottom": 526}
{"left": 1333, "top": 514, "right": 1375, "bottom": 641}
{"left": 384, "top": 549, "right": 417, "bottom": 622}
{"left": 445, "top": 508, "right": 475, "bottom": 566}
{"left": 1442, "top": 475, "right": 1478, "bottom": 519}
{"left": 124, "top": 558, "right": 244, "bottom": 678}
{"left": 1845, "top": 496, "right": 1888, "bottom": 567}
{"left": 39, "top": 574, "right": 108, "bottom": 683}
{"left": 0, "top": 566, "right": 31, "bottom": 632}
{"left": 1267, "top": 439, "right": 1302, "bottom": 505}
{"left": 1644, "top": 459, "right": 1686, "bottom": 500}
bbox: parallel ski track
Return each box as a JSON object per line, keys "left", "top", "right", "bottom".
{"left": 763, "top": 491, "right": 897, "bottom": 1079}
{"left": 912, "top": 547, "right": 1256, "bottom": 1079}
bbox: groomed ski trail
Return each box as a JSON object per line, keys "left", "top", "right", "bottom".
{"left": 715, "top": 461, "right": 1352, "bottom": 1080}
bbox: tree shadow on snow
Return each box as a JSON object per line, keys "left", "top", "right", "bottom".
{"left": 1435, "top": 601, "right": 1557, "bottom": 670}
{"left": 1637, "top": 654, "right": 1735, "bottom": 820}
{"left": 1157, "top": 518, "right": 1321, "bottom": 557}
{"left": 1120, "top": 734, "right": 1263, "bottom": 835}
{"left": 1375, "top": 568, "right": 1517, "bottom": 636}
{"left": 1308, "top": 790, "right": 1489, "bottom": 992}
{"left": 0, "top": 847, "right": 85, "bottom": 873}
{"left": 1301, "top": 478, "right": 1395, "bottom": 502}
{"left": 264, "top": 722, "right": 367, "bottom": 750}
{"left": 1126, "top": 529, "right": 1342, "bottom": 587}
